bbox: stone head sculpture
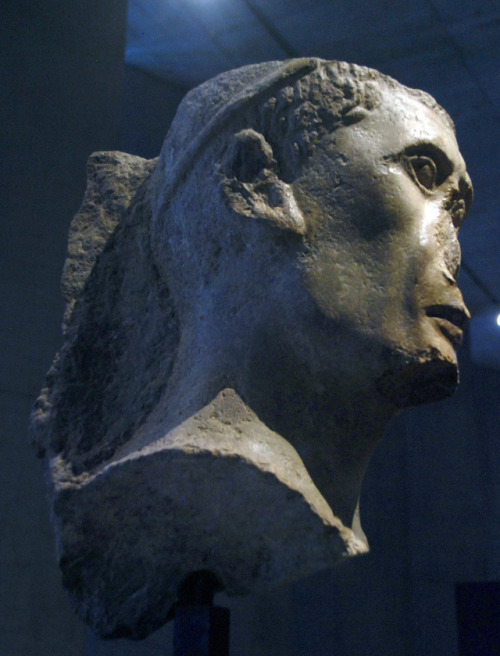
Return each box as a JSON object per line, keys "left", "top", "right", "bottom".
{"left": 31, "top": 58, "right": 472, "bottom": 638}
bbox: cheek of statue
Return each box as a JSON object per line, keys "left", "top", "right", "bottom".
{"left": 293, "top": 144, "right": 469, "bottom": 407}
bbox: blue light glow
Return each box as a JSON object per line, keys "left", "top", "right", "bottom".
{"left": 470, "top": 309, "right": 500, "bottom": 369}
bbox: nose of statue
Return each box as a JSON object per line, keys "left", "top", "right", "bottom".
{"left": 418, "top": 232, "right": 471, "bottom": 331}
{"left": 430, "top": 205, "right": 462, "bottom": 280}
{"left": 443, "top": 232, "right": 462, "bottom": 282}
{"left": 436, "top": 261, "right": 471, "bottom": 325}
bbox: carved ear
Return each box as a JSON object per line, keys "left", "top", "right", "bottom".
{"left": 220, "top": 129, "right": 306, "bottom": 235}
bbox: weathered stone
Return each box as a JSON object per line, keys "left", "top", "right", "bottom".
{"left": 61, "top": 151, "right": 156, "bottom": 335}
{"left": 31, "top": 58, "right": 472, "bottom": 639}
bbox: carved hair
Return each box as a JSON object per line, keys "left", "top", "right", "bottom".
{"left": 150, "top": 58, "right": 453, "bottom": 214}
{"left": 150, "top": 59, "right": 453, "bottom": 299}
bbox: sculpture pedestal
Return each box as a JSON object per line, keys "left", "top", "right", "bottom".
{"left": 174, "top": 606, "right": 230, "bottom": 656}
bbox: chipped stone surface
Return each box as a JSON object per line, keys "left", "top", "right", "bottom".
{"left": 54, "top": 389, "right": 366, "bottom": 638}
{"left": 61, "top": 151, "right": 155, "bottom": 334}
{"left": 31, "top": 58, "right": 471, "bottom": 639}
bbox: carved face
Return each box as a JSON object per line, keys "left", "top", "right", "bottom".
{"left": 292, "top": 87, "right": 472, "bottom": 406}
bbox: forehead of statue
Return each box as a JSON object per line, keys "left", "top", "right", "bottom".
{"left": 322, "top": 87, "right": 466, "bottom": 178}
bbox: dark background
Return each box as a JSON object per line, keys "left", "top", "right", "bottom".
{"left": 2, "top": 2, "right": 499, "bottom": 654}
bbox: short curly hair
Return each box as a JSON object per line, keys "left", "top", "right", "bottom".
{"left": 150, "top": 57, "right": 454, "bottom": 212}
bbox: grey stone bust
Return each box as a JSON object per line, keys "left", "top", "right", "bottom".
{"left": 31, "top": 58, "right": 472, "bottom": 639}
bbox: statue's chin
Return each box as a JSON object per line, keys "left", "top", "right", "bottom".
{"left": 375, "top": 348, "right": 459, "bottom": 408}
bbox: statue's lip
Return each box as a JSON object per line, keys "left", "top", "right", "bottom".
{"left": 425, "top": 304, "right": 470, "bottom": 347}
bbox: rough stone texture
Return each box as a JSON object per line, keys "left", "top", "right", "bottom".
{"left": 31, "top": 58, "right": 471, "bottom": 639}
{"left": 54, "top": 389, "right": 365, "bottom": 638}
{"left": 61, "top": 151, "right": 156, "bottom": 334}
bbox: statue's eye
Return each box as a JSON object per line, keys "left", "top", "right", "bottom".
{"left": 407, "top": 155, "right": 438, "bottom": 190}
{"left": 395, "top": 144, "right": 453, "bottom": 192}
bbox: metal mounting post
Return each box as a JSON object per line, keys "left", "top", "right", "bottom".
{"left": 173, "top": 571, "right": 230, "bottom": 656}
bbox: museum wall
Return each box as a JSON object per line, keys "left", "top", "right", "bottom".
{"left": 2, "top": 3, "right": 499, "bottom": 656}
{"left": 1, "top": 2, "right": 128, "bottom": 654}
{"left": 121, "top": 64, "right": 189, "bottom": 160}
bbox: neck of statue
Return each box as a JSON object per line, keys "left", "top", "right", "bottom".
{"left": 233, "top": 331, "right": 396, "bottom": 533}
{"left": 158, "top": 316, "right": 396, "bottom": 535}
{"left": 240, "top": 383, "right": 392, "bottom": 532}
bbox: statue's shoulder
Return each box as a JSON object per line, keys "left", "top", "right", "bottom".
{"left": 137, "top": 388, "right": 340, "bottom": 527}
{"left": 47, "top": 387, "right": 367, "bottom": 638}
